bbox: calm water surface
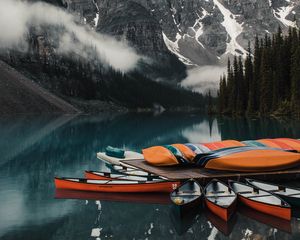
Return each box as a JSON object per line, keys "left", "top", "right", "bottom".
{"left": 1, "top": 113, "right": 300, "bottom": 240}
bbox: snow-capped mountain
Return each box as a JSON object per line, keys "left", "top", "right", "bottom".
{"left": 62, "top": 0, "right": 300, "bottom": 67}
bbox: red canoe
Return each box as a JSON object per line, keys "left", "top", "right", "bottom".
{"left": 229, "top": 180, "right": 291, "bottom": 221}
{"left": 54, "top": 177, "right": 180, "bottom": 193}
{"left": 55, "top": 189, "right": 171, "bottom": 204}
{"left": 204, "top": 179, "right": 237, "bottom": 221}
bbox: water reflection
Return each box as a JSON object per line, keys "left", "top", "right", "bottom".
{"left": 0, "top": 113, "right": 300, "bottom": 239}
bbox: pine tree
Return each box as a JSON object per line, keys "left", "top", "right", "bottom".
{"left": 245, "top": 42, "right": 254, "bottom": 114}
{"left": 291, "top": 45, "right": 300, "bottom": 117}
{"left": 218, "top": 74, "right": 227, "bottom": 113}
{"left": 253, "top": 36, "right": 261, "bottom": 111}
{"left": 236, "top": 56, "right": 245, "bottom": 114}
{"left": 226, "top": 58, "right": 234, "bottom": 113}
{"left": 259, "top": 48, "right": 273, "bottom": 115}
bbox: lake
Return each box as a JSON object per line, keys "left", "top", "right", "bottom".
{"left": 1, "top": 113, "right": 300, "bottom": 240}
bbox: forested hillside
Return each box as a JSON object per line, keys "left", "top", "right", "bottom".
{"left": 218, "top": 27, "right": 300, "bottom": 118}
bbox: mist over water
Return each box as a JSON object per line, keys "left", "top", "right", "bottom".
{"left": 0, "top": 0, "right": 140, "bottom": 71}
{"left": 181, "top": 66, "right": 226, "bottom": 95}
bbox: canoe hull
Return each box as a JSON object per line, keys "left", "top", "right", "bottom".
{"left": 205, "top": 198, "right": 236, "bottom": 221}
{"left": 172, "top": 197, "right": 202, "bottom": 217}
{"left": 238, "top": 195, "right": 291, "bottom": 221}
{"left": 55, "top": 178, "right": 180, "bottom": 193}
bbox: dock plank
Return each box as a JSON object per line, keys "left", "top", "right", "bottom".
{"left": 121, "top": 159, "right": 300, "bottom": 184}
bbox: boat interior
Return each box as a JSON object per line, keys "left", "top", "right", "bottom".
{"left": 229, "top": 181, "right": 289, "bottom": 206}
{"left": 171, "top": 180, "right": 202, "bottom": 205}
{"left": 247, "top": 179, "right": 300, "bottom": 197}
{"left": 89, "top": 171, "right": 161, "bottom": 182}
{"left": 112, "top": 165, "right": 155, "bottom": 176}
{"left": 205, "top": 181, "right": 236, "bottom": 207}
{"left": 61, "top": 178, "right": 157, "bottom": 184}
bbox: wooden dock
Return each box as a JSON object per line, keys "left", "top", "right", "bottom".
{"left": 121, "top": 159, "right": 300, "bottom": 184}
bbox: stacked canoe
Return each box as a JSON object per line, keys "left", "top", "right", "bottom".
{"left": 142, "top": 138, "right": 300, "bottom": 172}
{"left": 54, "top": 138, "right": 300, "bottom": 224}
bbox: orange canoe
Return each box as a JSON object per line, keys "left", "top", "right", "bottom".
{"left": 229, "top": 180, "right": 291, "bottom": 221}
{"left": 197, "top": 147, "right": 300, "bottom": 172}
{"left": 54, "top": 177, "right": 180, "bottom": 193}
{"left": 204, "top": 179, "right": 237, "bottom": 221}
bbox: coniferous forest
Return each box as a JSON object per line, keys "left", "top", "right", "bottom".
{"left": 218, "top": 27, "right": 300, "bottom": 118}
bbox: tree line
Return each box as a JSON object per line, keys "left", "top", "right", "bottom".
{"left": 2, "top": 33, "right": 208, "bottom": 111}
{"left": 218, "top": 27, "right": 300, "bottom": 118}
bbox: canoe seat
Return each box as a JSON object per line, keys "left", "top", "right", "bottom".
{"left": 247, "top": 194, "right": 272, "bottom": 199}
{"left": 207, "top": 195, "right": 236, "bottom": 198}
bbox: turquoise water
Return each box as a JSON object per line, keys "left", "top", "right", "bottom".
{"left": 1, "top": 113, "right": 300, "bottom": 240}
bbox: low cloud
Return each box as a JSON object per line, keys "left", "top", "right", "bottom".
{"left": 0, "top": 0, "right": 140, "bottom": 72}
{"left": 181, "top": 66, "right": 226, "bottom": 96}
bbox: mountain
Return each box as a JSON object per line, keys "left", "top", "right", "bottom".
{"left": 1, "top": 0, "right": 299, "bottom": 113}
{"left": 63, "top": 0, "right": 300, "bottom": 66}
{"left": 0, "top": 60, "right": 79, "bottom": 114}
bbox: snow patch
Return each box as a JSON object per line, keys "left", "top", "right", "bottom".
{"left": 170, "top": 6, "right": 181, "bottom": 33}
{"left": 265, "top": 29, "right": 271, "bottom": 34}
{"left": 94, "top": 13, "right": 99, "bottom": 27}
{"left": 188, "top": 8, "right": 209, "bottom": 49}
{"left": 273, "top": 4, "right": 297, "bottom": 27}
{"left": 268, "top": 0, "right": 272, "bottom": 7}
{"left": 213, "top": 0, "right": 247, "bottom": 57}
{"left": 162, "top": 32, "right": 196, "bottom": 66}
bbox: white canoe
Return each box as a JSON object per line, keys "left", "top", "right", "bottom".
{"left": 97, "top": 151, "right": 144, "bottom": 165}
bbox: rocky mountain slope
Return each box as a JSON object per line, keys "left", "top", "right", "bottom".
{"left": 0, "top": 60, "right": 79, "bottom": 114}
{"left": 63, "top": 0, "right": 300, "bottom": 66}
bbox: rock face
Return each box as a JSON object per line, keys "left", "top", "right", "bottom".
{"left": 94, "top": 0, "right": 187, "bottom": 82}
{"left": 62, "top": 0, "right": 300, "bottom": 66}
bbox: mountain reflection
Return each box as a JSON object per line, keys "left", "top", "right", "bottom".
{"left": 0, "top": 113, "right": 300, "bottom": 239}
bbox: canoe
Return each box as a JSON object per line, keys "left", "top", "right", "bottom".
{"left": 195, "top": 147, "right": 300, "bottom": 172}
{"left": 228, "top": 180, "right": 291, "bottom": 220}
{"left": 55, "top": 189, "right": 171, "bottom": 204}
{"left": 85, "top": 170, "right": 161, "bottom": 181}
{"left": 246, "top": 178, "right": 300, "bottom": 207}
{"left": 97, "top": 151, "right": 143, "bottom": 165}
{"left": 204, "top": 179, "right": 237, "bottom": 221}
{"left": 170, "top": 180, "right": 202, "bottom": 215}
{"left": 108, "top": 164, "right": 159, "bottom": 178}
{"left": 54, "top": 177, "right": 180, "bottom": 193}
